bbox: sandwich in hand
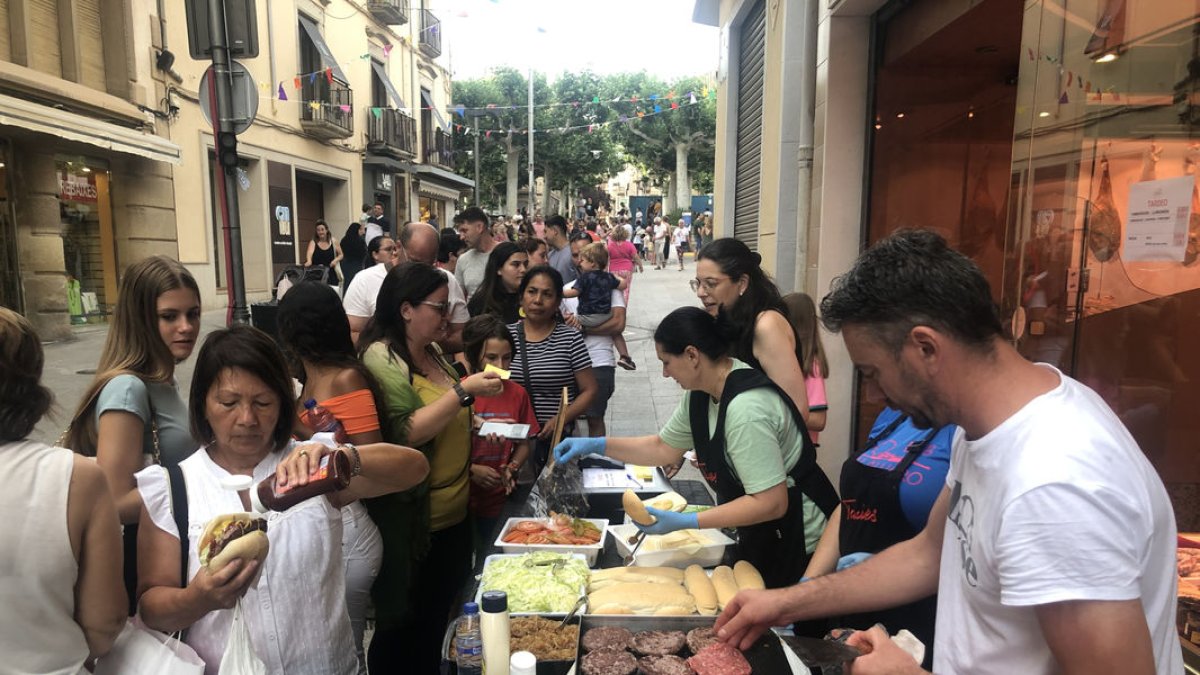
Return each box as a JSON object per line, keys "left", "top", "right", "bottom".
{"left": 198, "top": 512, "right": 269, "bottom": 572}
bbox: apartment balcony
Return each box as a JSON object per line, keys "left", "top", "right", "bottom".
{"left": 368, "top": 0, "right": 408, "bottom": 25}
{"left": 419, "top": 10, "right": 442, "bottom": 58}
{"left": 367, "top": 108, "right": 417, "bottom": 158}
{"left": 301, "top": 75, "right": 354, "bottom": 140}
{"left": 424, "top": 127, "right": 451, "bottom": 168}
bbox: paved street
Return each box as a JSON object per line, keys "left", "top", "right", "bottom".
{"left": 33, "top": 259, "right": 705, "bottom": 464}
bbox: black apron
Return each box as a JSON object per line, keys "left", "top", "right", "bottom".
{"left": 689, "top": 368, "right": 839, "bottom": 589}
{"left": 836, "top": 414, "right": 938, "bottom": 667}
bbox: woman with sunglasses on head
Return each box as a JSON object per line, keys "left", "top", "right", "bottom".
{"left": 357, "top": 262, "right": 504, "bottom": 673}
{"left": 467, "top": 242, "right": 529, "bottom": 324}
{"left": 692, "top": 238, "right": 813, "bottom": 425}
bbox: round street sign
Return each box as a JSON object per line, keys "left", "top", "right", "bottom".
{"left": 198, "top": 61, "right": 259, "bottom": 135}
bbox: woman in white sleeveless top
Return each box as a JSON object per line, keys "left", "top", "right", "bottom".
{"left": 0, "top": 308, "right": 125, "bottom": 674}
{"left": 135, "top": 326, "right": 429, "bottom": 674}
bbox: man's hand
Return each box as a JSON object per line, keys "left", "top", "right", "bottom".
{"left": 714, "top": 588, "right": 799, "bottom": 651}
{"left": 845, "top": 625, "right": 926, "bottom": 675}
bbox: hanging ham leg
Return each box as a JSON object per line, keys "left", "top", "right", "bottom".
{"left": 1088, "top": 157, "right": 1121, "bottom": 262}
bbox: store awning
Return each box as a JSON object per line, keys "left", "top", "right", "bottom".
{"left": 0, "top": 93, "right": 181, "bottom": 165}
{"left": 370, "top": 60, "right": 407, "bottom": 110}
{"left": 415, "top": 164, "right": 473, "bottom": 190}
{"left": 299, "top": 15, "right": 349, "bottom": 82}
{"left": 421, "top": 89, "right": 450, "bottom": 132}
{"left": 364, "top": 156, "right": 415, "bottom": 173}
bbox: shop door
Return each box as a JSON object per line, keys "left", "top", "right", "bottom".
{"left": 59, "top": 158, "right": 116, "bottom": 323}
{"left": 295, "top": 174, "right": 325, "bottom": 262}
{"left": 1006, "top": 1, "right": 1200, "bottom": 518}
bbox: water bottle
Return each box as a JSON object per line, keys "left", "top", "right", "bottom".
{"left": 304, "top": 399, "right": 346, "bottom": 442}
{"left": 455, "top": 602, "right": 483, "bottom": 675}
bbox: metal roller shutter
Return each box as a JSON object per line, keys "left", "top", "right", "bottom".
{"left": 28, "top": 0, "right": 63, "bottom": 78}
{"left": 732, "top": 0, "right": 766, "bottom": 250}
{"left": 77, "top": 0, "right": 107, "bottom": 91}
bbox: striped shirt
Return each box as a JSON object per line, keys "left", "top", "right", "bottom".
{"left": 508, "top": 321, "right": 592, "bottom": 424}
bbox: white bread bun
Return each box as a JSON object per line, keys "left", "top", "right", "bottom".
{"left": 623, "top": 488, "right": 656, "bottom": 526}
{"left": 642, "top": 491, "right": 688, "bottom": 513}
{"left": 710, "top": 566, "right": 738, "bottom": 610}
{"left": 589, "top": 566, "right": 684, "bottom": 590}
{"left": 587, "top": 582, "right": 697, "bottom": 615}
{"left": 198, "top": 512, "right": 269, "bottom": 572}
{"left": 684, "top": 565, "right": 718, "bottom": 615}
{"left": 733, "top": 560, "right": 765, "bottom": 591}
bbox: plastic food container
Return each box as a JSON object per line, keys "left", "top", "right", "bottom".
{"left": 494, "top": 517, "right": 609, "bottom": 566}
{"left": 608, "top": 523, "right": 735, "bottom": 569}
{"left": 475, "top": 553, "right": 590, "bottom": 616}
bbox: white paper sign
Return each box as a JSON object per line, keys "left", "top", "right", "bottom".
{"left": 1123, "top": 175, "right": 1194, "bottom": 262}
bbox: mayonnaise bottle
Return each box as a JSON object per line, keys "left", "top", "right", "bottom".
{"left": 480, "top": 590, "right": 510, "bottom": 675}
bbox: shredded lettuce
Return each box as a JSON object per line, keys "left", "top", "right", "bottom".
{"left": 480, "top": 552, "right": 589, "bottom": 613}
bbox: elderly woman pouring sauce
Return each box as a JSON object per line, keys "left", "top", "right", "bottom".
{"left": 555, "top": 307, "right": 837, "bottom": 589}
{"left": 135, "top": 325, "right": 428, "bottom": 675}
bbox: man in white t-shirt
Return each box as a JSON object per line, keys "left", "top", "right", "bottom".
{"left": 715, "top": 230, "right": 1181, "bottom": 675}
{"left": 560, "top": 239, "right": 626, "bottom": 437}
{"left": 651, "top": 217, "right": 667, "bottom": 270}
{"left": 400, "top": 222, "right": 468, "bottom": 352}
{"left": 452, "top": 206, "right": 496, "bottom": 298}
{"left": 343, "top": 235, "right": 400, "bottom": 344}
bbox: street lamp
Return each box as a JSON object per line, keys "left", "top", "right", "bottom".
{"left": 463, "top": 108, "right": 499, "bottom": 206}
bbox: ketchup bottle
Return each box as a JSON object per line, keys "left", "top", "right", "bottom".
{"left": 222, "top": 448, "right": 352, "bottom": 512}
{"left": 304, "top": 399, "right": 348, "bottom": 443}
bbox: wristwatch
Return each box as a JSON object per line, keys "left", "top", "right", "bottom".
{"left": 453, "top": 382, "right": 475, "bottom": 408}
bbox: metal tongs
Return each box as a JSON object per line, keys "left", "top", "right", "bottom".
{"left": 558, "top": 595, "right": 586, "bottom": 628}
{"left": 523, "top": 556, "right": 567, "bottom": 571}
{"left": 623, "top": 530, "right": 648, "bottom": 566}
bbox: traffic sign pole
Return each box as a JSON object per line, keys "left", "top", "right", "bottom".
{"left": 207, "top": 0, "right": 250, "bottom": 326}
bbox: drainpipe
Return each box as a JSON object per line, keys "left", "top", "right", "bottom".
{"left": 267, "top": 0, "right": 277, "bottom": 113}
{"left": 793, "top": 0, "right": 818, "bottom": 293}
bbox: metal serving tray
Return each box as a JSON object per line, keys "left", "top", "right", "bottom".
{"left": 574, "top": 615, "right": 792, "bottom": 672}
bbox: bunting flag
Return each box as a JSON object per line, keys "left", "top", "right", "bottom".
{"left": 325, "top": 67, "right": 333, "bottom": 85}
{"left": 670, "top": 102, "right": 678, "bottom": 110}
{"left": 372, "top": 108, "right": 382, "bottom": 118}
{"left": 654, "top": 104, "right": 662, "bottom": 113}
{"left": 309, "top": 72, "right": 317, "bottom": 84}
{"left": 689, "top": 92, "right": 697, "bottom": 104}
{"left": 383, "top": 43, "right": 393, "bottom": 57}
{"left": 1059, "top": 91, "right": 1069, "bottom": 104}
{"left": 294, "top": 76, "right": 301, "bottom": 89}
{"left": 339, "top": 104, "right": 351, "bottom": 113}
{"left": 278, "top": 83, "right": 287, "bottom": 101}
{"left": 1066, "top": 72, "right": 1073, "bottom": 87}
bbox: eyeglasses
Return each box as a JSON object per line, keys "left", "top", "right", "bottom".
{"left": 421, "top": 301, "right": 450, "bottom": 315}
{"left": 689, "top": 277, "right": 726, "bottom": 293}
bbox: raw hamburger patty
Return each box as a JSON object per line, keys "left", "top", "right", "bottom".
{"left": 687, "top": 642, "right": 752, "bottom": 675}
{"left": 638, "top": 654, "right": 695, "bottom": 675}
{"left": 580, "top": 648, "right": 637, "bottom": 675}
{"left": 583, "top": 626, "right": 634, "bottom": 652}
{"left": 631, "top": 630, "right": 687, "bottom": 656}
{"left": 686, "top": 627, "right": 720, "bottom": 654}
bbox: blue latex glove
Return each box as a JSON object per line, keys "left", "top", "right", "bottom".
{"left": 553, "top": 437, "right": 607, "bottom": 464}
{"left": 836, "top": 552, "right": 874, "bottom": 571}
{"left": 636, "top": 506, "right": 699, "bottom": 535}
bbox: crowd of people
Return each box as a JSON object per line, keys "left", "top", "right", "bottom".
{"left": 0, "top": 206, "right": 1183, "bottom": 675}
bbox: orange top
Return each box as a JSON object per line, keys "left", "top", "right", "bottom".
{"left": 299, "top": 388, "right": 381, "bottom": 435}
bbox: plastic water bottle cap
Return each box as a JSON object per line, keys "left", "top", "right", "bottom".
{"left": 303, "top": 399, "right": 318, "bottom": 410}
{"left": 220, "top": 475, "right": 254, "bottom": 492}
{"left": 462, "top": 601, "right": 479, "bottom": 615}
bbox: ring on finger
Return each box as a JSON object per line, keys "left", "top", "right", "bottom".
{"left": 298, "top": 450, "right": 310, "bottom": 458}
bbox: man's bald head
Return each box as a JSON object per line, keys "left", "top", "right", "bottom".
{"left": 401, "top": 222, "right": 440, "bottom": 265}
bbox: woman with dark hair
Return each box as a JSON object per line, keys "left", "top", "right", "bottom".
{"left": 340, "top": 221, "right": 367, "bottom": 289}
{"left": 520, "top": 236, "right": 549, "bottom": 267}
{"left": 357, "top": 262, "right": 504, "bottom": 673}
{"left": 0, "top": 308, "right": 125, "bottom": 673}
{"left": 136, "top": 324, "right": 428, "bottom": 674}
{"left": 693, "top": 238, "right": 813, "bottom": 423}
{"left": 556, "top": 306, "right": 837, "bottom": 592}
{"left": 276, "top": 281, "right": 384, "bottom": 674}
{"left": 508, "top": 265, "right": 597, "bottom": 478}
{"left": 467, "top": 242, "right": 529, "bottom": 324}
{"left": 305, "top": 219, "right": 343, "bottom": 288}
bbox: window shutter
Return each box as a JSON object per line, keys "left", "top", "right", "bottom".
{"left": 77, "top": 0, "right": 107, "bottom": 92}
{"left": 0, "top": 0, "right": 11, "bottom": 63}
{"left": 28, "top": 0, "right": 63, "bottom": 78}
{"left": 733, "top": 0, "right": 766, "bottom": 250}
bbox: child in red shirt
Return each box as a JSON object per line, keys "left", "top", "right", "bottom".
{"left": 463, "top": 315, "right": 540, "bottom": 545}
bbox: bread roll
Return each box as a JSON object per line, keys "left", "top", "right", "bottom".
{"left": 198, "top": 513, "right": 269, "bottom": 572}
{"left": 710, "top": 566, "right": 738, "bottom": 610}
{"left": 587, "top": 582, "right": 697, "bottom": 615}
{"left": 590, "top": 566, "right": 684, "bottom": 591}
{"left": 684, "top": 565, "right": 718, "bottom": 615}
{"left": 733, "top": 560, "right": 765, "bottom": 591}
{"left": 623, "top": 488, "right": 656, "bottom": 525}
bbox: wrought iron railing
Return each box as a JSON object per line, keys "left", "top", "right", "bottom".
{"left": 367, "top": 107, "right": 417, "bottom": 157}
{"left": 301, "top": 74, "right": 353, "bottom": 136}
{"left": 419, "top": 10, "right": 442, "bottom": 57}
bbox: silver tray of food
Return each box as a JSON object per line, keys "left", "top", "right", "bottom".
{"left": 574, "top": 615, "right": 792, "bottom": 675}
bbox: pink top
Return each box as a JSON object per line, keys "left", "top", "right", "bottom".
{"left": 804, "top": 361, "right": 827, "bottom": 443}
{"left": 607, "top": 240, "right": 638, "bottom": 275}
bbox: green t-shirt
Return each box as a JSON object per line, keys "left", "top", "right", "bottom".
{"left": 659, "top": 359, "right": 827, "bottom": 553}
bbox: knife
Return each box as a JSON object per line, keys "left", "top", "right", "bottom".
{"left": 778, "top": 635, "right": 862, "bottom": 674}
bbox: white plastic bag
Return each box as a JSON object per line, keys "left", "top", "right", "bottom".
{"left": 94, "top": 618, "right": 205, "bottom": 675}
{"left": 219, "top": 601, "right": 267, "bottom": 675}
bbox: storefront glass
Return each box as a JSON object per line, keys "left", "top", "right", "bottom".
{"left": 58, "top": 157, "right": 115, "bottom": 324}
{"left": 1008, "top": 1, "right": 1200, "bottom": 526}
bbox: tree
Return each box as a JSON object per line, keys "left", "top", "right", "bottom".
{"left": 536, "top": 71, "right": 623, "bottom": 215}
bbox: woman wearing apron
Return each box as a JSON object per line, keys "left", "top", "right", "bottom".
{"left": 555, "top": 307, "right": 839, "bottom": 587}
{"left": 803, "top": 407, "right": 955, "bottom": 667}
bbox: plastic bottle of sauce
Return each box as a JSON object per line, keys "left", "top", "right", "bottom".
{"left": 480, "top": 590, "right": 510, "bottom": 675}
{"left": 220, "top": 448, "right": 352, "bottom": 512}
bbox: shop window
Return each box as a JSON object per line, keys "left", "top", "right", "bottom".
{"left": 1007, "top": 2, "right": 1200, "bottom": 523}
{"left": 58, "top": 158, "right": 115, "bottom": 323}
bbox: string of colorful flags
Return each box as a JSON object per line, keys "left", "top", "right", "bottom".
{"left": 1027, "top": 47, "right": 1123, "bottom": 103}
{"left": 450, "top": 92, "right": 706, "bottom": 139}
